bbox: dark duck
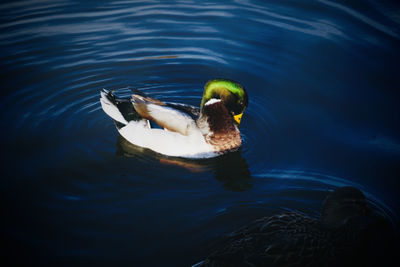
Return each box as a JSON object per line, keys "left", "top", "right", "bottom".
{"left": 194, "top": 186, "right": 397, "bottom": 267}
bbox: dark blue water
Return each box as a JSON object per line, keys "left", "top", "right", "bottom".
{"left": 1, "top": 0, "right": 399, "bottom": 266}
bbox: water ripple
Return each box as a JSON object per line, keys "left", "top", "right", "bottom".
{"left": 256, "top": 169, "right": 399, "bottom": 225}
{"left": 318, "top": 0, "right": 400, "bottom": 39}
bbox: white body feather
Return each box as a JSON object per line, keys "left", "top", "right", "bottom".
{"left": 100, "top": 91, "right": 216, "bottom": 158}
{"left": 118, "top": 121, "right": 216, "bottom": 158}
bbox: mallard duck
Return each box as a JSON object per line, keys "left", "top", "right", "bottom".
{"left": 194, "top": 186, "right": 394, "bottom": 267}
{"left": 100, "top": 79, "right": 248, "bottom": 158}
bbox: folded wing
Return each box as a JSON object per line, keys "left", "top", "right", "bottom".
{"left": 131, "top": 94, "right": 197, "bottom": 136}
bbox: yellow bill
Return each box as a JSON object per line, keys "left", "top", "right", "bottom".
{"left": 234, "top": 112, "right": 243, "bottom": 125}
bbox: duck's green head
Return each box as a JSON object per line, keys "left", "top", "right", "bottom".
{"left": 200, "top": 79, "right": 248, "bottom": 126}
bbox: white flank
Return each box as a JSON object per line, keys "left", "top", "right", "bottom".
{"left": 100, "top": 90, "right": 222, "bottom": 158}
{"left": 118, "top": 121, "right": 216, "bottom": 158}
{"left": 100, "top": 90, "right": 128, "bottom": 125}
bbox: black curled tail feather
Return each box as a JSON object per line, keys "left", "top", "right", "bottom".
{"left": 102, "top": 88, "right": 143, "bottom": 123}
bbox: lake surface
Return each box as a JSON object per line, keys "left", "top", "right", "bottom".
{"left": 1, "top": 0, "right": 400, "bottom": 266}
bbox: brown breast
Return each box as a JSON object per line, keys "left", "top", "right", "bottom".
{"left": 197, "top": 100, "right": 242, "bottom": 153}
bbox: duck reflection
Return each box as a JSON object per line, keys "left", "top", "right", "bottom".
{"left": 193, "top": 186, "right": 397, "bottom": 267}
{"left": 211, "top": 150, "right": 252, "bottom": 192}
{"left": 116, "top": 135, "right": 252, "bottom": 191}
